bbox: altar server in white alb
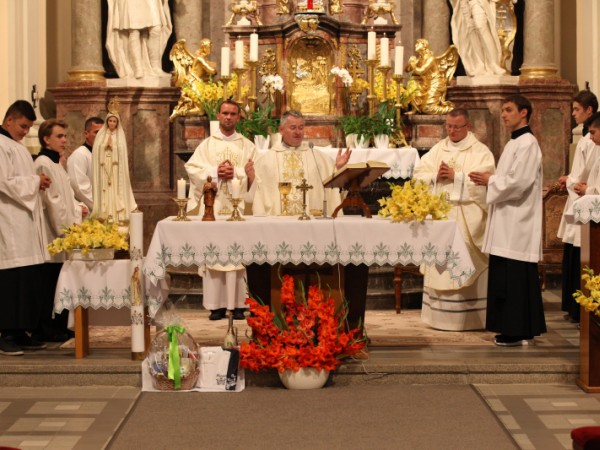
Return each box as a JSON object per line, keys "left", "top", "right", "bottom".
{"left": 185, "top": 100, "right": 255, "bottom": 321}
{"left": 67, "top": 117, "right": 104, "bottom": 212}
{"left": 0, "top": 101, "right": 51, "bottom": 356}
{"left": 250, "top": 109, "right": 347, "bottom": 216}
{"left": 469, "top": 94, "right": 546, "bottom": 346}
{"left": 413, "top": 109, "right": 495, "bottom": 331}
{"left": 557, "top": 91, "right": 599, "bottom": 324}
{"left": 583, "top": 113, "right": 600, "bottom": 195}
{"left": 35, "top": 119, "right": 87, "bottom": 342}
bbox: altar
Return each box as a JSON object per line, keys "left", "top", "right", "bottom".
{"left": 143, "top": 215, "right": 475, "bottom": 318}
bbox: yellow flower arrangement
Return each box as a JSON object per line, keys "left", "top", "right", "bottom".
{"left": 573, "top": 267, "right": 600, "bottom": 318}
{"left": 374, "top": 73, "right": 420, "bottom": 108}
{"left": 48, "top": 218, "right": 128, "bottom": 255}
{"left": 377, "top": 179, "right": 452, "bottom": 222}
{"left": 183, "top": 73, "right": 249, "bottom": 119}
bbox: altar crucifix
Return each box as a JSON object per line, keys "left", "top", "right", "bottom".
{"left": 296, "top": 177, "right": 313, "bottom": 220}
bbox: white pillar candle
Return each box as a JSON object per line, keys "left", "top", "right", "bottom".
{"left": 367, "top": 31, "right": 376, "bottom": 60}
{"left": 380, "top": 37, "right": 389, "bottom": 66}
{"left": 221, "top": 46, "right": 230, "bottom": 77}
{"left": 177, "top": 178, "right": 186, "bottom": 199}
{"left": 249, "top": 33, "right": 259, "bottom": 62}
{"left": 230, "top": 178, "right": 241, "bottom": 198}
{"left": 235, "top": 39, "right": 244, "bottom": 69}
{"left": 129, "top": 210, "right": 144, "bottom": 258}
{"left": 394, "top": 45, "right": 404, "bottom": 75}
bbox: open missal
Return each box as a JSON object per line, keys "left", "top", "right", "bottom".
{"left": 323, "top": 161, "right": 390, "bottom": 218}
{"left": 323, "top": 160, "right": 390, "bottom": 189}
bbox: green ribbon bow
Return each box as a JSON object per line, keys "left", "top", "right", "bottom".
{"left": 165, "top": 325, "right": 186, "bottom": 389}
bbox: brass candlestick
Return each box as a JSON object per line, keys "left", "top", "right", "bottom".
{"left": 378, "top": 65, "right": 391, "bottom": 102}
{"left": 218, "top": 180, "right": 232, "bottom": 216}
{"left": 278, "top": 182, "right": 292, "bottom": 216}
{"left": 366, "top": 59, "right": 378, "bottom": 116}
{"left": 227, "top": 197, "right": 245, "bottom": 221}
{"left": 247, "top": 60, "right": 259, "bottom": 113}
{"left": 221, "top": 74, "right": 232, "bottom": 100}
{"left": 392, "top": 73, "right": 409, "bottom": 147}
{"left": 233, "top": 67, "right": 247, "bottom": 105}
{"left": 172, "top": 198, "right": 190, "bottom": 221}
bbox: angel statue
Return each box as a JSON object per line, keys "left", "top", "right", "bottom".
{"left": 404, "top": 39, "right": 459, "bottom": 115}
{"left": 170, "top": 38, "right": 217, "bottom": 121}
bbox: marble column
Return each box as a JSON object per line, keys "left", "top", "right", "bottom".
{"left": 422, "top": 0, "right": 450, "bottom": 55}
{"left": 173, "top": 0, "right": 203, "bottom": 50}
{"left": 520, "top": 0, "right": 558, "bottom": 79}
{"left": 67, "top": 0, "right": 104, "bottom": 82}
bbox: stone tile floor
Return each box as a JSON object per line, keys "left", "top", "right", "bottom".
{"left": 0, "top": 290, "right": 596, "bottom": 449}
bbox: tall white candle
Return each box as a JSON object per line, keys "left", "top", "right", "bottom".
{"left": 221, "top": 46, "right": 230, "bottom": 77}
{"left": 394, "top": 45, "right": 404, "bottom": 75}
{"left": 249, "top": 33, "right": 259, "bottom": 62}
{"left": 235, "top": 39, "right": 244, "bottom": 69}
{"left": 230, "top": 178, "right": 241, "bottom": 198}
{"left": 177, "top": 178, "right": 186, "bottom": 199}
{"left": 380, "top": 37, "right": 389, "bottom": 66}
{"left": 367, "top": 31, "right": 376, "bottom": 60}
{"left": 129, "top": 210, "right": 144, "bottom": 258}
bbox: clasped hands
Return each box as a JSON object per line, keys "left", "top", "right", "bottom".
{"left": 437, "top": 161, "right": 455, "bottom": 181}
{"left": 218, "top": 159, "right": 256, "bottom": 187}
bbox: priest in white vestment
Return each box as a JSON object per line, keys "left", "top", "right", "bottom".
{"left": 185, "top": 100, "right": 256, "bottom": 321}
{"left": 250, "top": 110, "right": 345, "bottom": 216}
{"left": 413, "top": 109, "right": 495, "bottom": 331}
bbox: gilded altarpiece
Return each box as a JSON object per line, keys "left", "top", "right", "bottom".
{"left": 287, "top": 37, "right": 335, "bottom": 115}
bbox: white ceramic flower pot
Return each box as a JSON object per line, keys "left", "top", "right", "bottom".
{"left": 355, "top": 135, "right": 369, "bottom": 149}
{"left": 209, "top": 120, "right": 220, "bottom": 136}
{"left": 374, "top": 134, "right": 390, "bottom": 149}
{"left": 345, "top": 133, "right": 357, "bottom": 148}
{"left": 278, "top": 367, "right": 329, "bottom": 389}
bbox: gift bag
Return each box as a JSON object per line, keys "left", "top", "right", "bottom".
{"left": 199, "top": 346, "right": 241, "bottom": 391}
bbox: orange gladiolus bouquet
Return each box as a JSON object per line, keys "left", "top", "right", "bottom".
{"left": 240, "top": 275, "right": 366, "bottom": 373}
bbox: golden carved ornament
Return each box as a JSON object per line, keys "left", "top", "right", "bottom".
{"left": 259, "top": 49, "right": 278, "bottom": 77}
{"left": 330, "top": 0, "right": 343, "bottom": 14}
{"left": 288, "top": 38, "right": 334, "bottom": 115}
{"left": 107, "top": 97, "right": 121, "bottom": 115}
{"left": 346, "top": 45, "right": 367, "bottom": 109}
{"left": 169, "top": 38, "right": 217, "bottom": 120}
{"left": 225, "top": 0, "right": 262, "bottom": 26}
{"left": 404, "top": 39, "right": 458, "bottom": 115}
{"left": 496, "top": 0, "right": 517, "bottom": 74}
{"left": 295, "top": 14, "right": 320, "bottom": 35}
{"left": 362, "top": 0, "right": 399, "bottom": 25}
{"left": 276, "top": 0, "right": 290, "bottom": 15}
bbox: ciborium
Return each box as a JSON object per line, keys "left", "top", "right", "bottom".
{"left": 172, "top": 198, "right": 191, "bottom": 221}
{"left": 226, "top": 197, "right": 245, "bottom": 222}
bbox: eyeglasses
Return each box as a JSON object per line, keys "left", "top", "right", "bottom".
{"left": 445, "top": 123, "right": 468, "bottom": 131}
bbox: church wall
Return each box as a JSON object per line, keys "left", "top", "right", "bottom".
{"left": 45, "top": 0, "right": 72, "bottom": 119}
{"left": 559, "top": 0, "right": 577, "bottom": 88}
{"left": 576, "top": 0, "right": 600, "bottom": 92}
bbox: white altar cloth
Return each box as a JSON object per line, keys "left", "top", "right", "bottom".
{"left": 572, "top": 195, "right": 600, "bottom": 224}
{"left": 256, "top": 147, "right": 419, "bottom": 179}
{"left": 54, "top": 260, "right": 134, "bottom": 314}
{"left": 143, "top": 216, "right": 474, "bottom": 317}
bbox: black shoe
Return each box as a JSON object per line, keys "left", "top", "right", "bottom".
{"left": 0, "top": 336, "right": 24, "bottom": 356}
{"left": 12, "top": 333, "right": 47, "bottom": 350}
{"left": 233, "top": 308, "right": 247, "bottom": 320}
{"left": 209, "top": 308, "right": 227, "bottom": 321}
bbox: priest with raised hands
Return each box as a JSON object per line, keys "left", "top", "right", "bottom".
{"left": 249, "top": 109, "right": 350, "bottom": 216}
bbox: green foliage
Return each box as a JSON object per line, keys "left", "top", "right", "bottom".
{"left": 337, "top": 114, "right": 371, "bottom": 139}
{"left": 368, "top": 102, "right": 396, "bottom": 136}
{"left": 236, "top": 104, "right": 280, "bottom": 139}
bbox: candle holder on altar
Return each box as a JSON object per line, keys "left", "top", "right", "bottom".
{"left": 391, "top": 73, "right": 409, "bottom": 147}
{"left": 221, "top": 75, "right": 232, "bottom": 100}
{"left": 226, "top": 197, "right": 245, "bottom": 222}
{"left": 172, "top": 198, "right": 191, "bottom": 221}
{"left": 247, "top": 60, "right": 259, "bottom": 113}
{"left": 218, "top": 181, "right": 233, "bottom": 216}
{"left": 366, "top": 59, "right": 378, "bottom": 116}
{"left": 378, "top": 65, "right": 392, "bottom": 102}
{"left": 233, "top": 67, "right": 247, "bottom": 105}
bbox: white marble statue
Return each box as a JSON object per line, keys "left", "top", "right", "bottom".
{"left": 106, "top": 0, "right": 173, "bottom": 80}
{"left": 450, "top": 0, "right": 506, "bottom": 76}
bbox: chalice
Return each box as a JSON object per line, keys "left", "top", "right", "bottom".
{"left": 278, "top": 182, "right": 292, "bottom": 216}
